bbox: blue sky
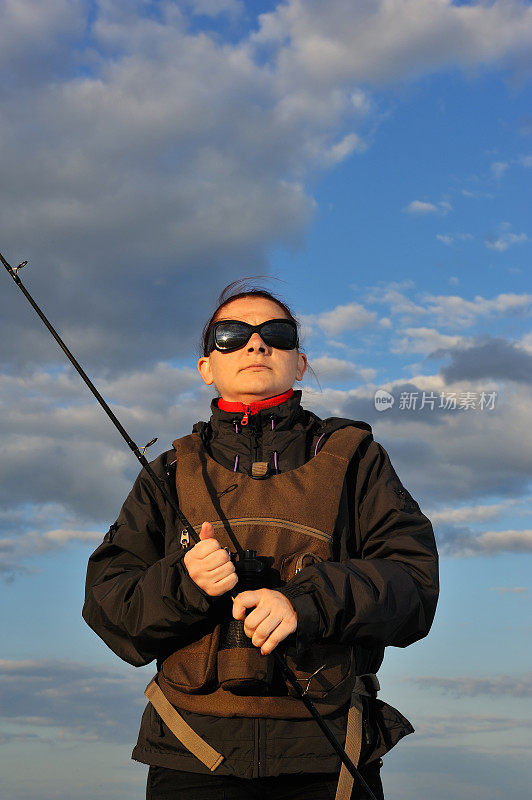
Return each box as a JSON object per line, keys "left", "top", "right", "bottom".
{"left": 0, "top": 2, "right": 531, "bottom": 799}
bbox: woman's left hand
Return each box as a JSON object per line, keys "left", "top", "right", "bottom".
{"left": 232, "top": 589, "right": 297, "bottom": 655}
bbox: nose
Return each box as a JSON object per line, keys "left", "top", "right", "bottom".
{"left": 247, "top": 332, "right": 269, "bottom": 353}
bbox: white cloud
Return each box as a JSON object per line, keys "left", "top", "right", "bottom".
{"left": 475, "top": 529, "right": 532, "bottom": 554}
{"left": 367, "top": 283, "right": 532, "bottom": 329}
{"left": 437, "top": 232, "right": 474, "bottom": 245}
{"left": 410, "top": 673, "right": 532, "bottom": 698}
{"left": 253, "top": 0, "right": 532, "bottom": 85}
{"left": 485, "top": 232, "right": 528, "bottom": 251}
{"left": 462, "top": 189, "right": 494, "bottom": 199}
{"left": 421, "top": 292, "right": 532, "bottom": 328}
{"left": 392, "top": 327, "right": 469, "bottom": 355}
{"left": 310, "top": 356, "right": 375, "bottom": 383}
{"left": 490, "top": 586, "right": 528, "bottom": 595}
{"left": 365, "top": 282, "right": 426, "bottom": 319}
{"left": 323, "top": 132, "right": 365, "bottom": 165}
{"left": 520, "top": 332, "right": 532, "bottom": 353}
{"left": 316, "top": 302, "right": 377, "bottom": 335}
{"left": 405, "top": 199, "right": 452, "bottom": 215}
{"left": 437, "top": 233, "right": 454, "bottom": 245}
{"left": 404, "top": 200, "right": 438, "bottom": 214}
{"left": 491, "top": 160, "right": 509, "bottom": 178}
{"left": 41, "top": 528, "right": 102, "bottom": 544}
{"left": 427, "top": 500, "right": 520, "bottom": 525}
{"left": 414, "top": 714, "right": 532, "bottom": 737}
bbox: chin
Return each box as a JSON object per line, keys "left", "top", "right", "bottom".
{"left": 239, "top": 379, "right": 282, "bottom": 397}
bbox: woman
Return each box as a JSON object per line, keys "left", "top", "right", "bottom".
{"left": 83, "top": 283, "right": 439, "bottom": 800}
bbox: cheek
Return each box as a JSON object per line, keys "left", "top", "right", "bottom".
{"left": 209, "top": 353, "right": 237, "bottom": 385}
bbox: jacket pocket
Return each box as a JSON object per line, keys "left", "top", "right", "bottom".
{"left": 284, "top": 642, "right": 354, "bottom": 703}
{"left": 159, "top": 625, "right": 220, "bottom": 694}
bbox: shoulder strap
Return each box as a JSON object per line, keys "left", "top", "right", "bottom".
{"left": 145, "top": 679, "right": 224, "bottom": 772}
{"left": 171, "top": 432, "right": 203, "bottom": 458}
{"left": 335, "top": 674, "right": 380, "bottom": 800}
{"left": 317, "top": 425, "right": 373, "bottom": 461}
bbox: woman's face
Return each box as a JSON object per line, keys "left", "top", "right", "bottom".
{"left": 197, "top": 296, "right": 307, "bottom": 403}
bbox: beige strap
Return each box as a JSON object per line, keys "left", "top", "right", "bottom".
{"left": 145, "top": 679, "right": 224, "bottom": 772}
{"left": 335, "top": 674, "right": 380, "bottom": 800}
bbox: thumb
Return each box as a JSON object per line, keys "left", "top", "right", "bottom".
{"left": 199, "top": 521, "right": 215, "bottom": 540}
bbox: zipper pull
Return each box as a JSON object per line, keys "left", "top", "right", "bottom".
{"left": 241, "top": 404, "right": 251, "bottom": 426}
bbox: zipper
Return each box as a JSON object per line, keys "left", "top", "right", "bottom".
{"left": 251, "top": 416, "right": 261, "bottom": 463}
{"left": 191, "top": 517, "right": 332, "bottom": 544}
{"left": 241, "top": 405, "right": 251, "bottom": 426}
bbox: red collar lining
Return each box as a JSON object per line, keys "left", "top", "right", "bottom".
{"left": 218, "top": 389, "right": 294, "bottom": 425}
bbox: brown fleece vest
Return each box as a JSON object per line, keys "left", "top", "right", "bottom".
{"left": 158, "top": 425, "right": 372, "bottom": 719}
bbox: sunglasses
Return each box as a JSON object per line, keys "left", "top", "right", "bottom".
{"left": 206, "top": 318, "right": 299, "bottom": 354}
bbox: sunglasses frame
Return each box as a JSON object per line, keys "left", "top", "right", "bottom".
{"left": 206, "top": 318, "right": 299, "bottom": 354}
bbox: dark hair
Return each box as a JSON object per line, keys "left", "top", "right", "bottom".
{"left": 201, "top": 279, "right": 301, "bottom": 356}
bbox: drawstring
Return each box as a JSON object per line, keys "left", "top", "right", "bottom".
{"left": 271, "top": 415, "right": 279, "bottom": 474}
{"left": 233, "top": 420, "right": 239, "bottom": 471}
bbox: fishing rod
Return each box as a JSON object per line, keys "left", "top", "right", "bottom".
{"left": 2, "top": 251, "right": 378, "bottom": 799}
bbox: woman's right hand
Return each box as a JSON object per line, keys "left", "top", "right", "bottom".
{"left": 183, "top": 522, "right": 238, "bottom": 596}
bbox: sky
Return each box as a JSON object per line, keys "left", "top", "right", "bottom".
{"left": 0, "top": 1, "right": 531, "bottom": 798}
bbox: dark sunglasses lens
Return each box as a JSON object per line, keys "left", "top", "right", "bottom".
{"left": 261, "top": 321, "right": 297, "bottom": 349}
{"left": 215, "top": 322, "right": 251, "bottom": 351}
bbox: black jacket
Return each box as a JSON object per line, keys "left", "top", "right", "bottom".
{"left": 82, "top": 391, "right": 439, "bottom": 778}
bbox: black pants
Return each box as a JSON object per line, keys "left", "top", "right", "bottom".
{"left": 146, "top": 763, "right": 384, "bottom": 800}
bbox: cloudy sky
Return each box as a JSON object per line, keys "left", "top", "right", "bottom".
{"left": 1, "top": 1, "right": 531, "bottom": 798}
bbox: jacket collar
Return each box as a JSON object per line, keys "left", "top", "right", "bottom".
{"left": 210, "top": 389, "right": 304, "bottom": 434}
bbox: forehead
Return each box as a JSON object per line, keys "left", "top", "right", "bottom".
{"left": 216, "top": 295, "right": 289, "bottom": 324}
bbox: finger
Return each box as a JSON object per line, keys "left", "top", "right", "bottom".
{"left": 207, "top": 572, "right": 238, "bottom": 596}
{"left": 201, "top": 548, "right": 232, "bottom": 571}
{"left": 242, "top": 605, "right": 270, "bottom": 637}
{"left": 207, "top": 561, "right": 236, "bottom": 583}
{"left": 195, "top": 538, "right": 223, "bottom": 558}
{"left": 260, "top": 619, "right": 296, "bottom": 655}
{"left": 251, "top": 614, "right": 282, "bottom": 648}
{"left": 232, "top": 590, "right": 260, "bottom": 621}
{"left": 185, "top": 539, "right": 222, "bottom": 561}
{"left": 199, "top": 521, "right": 215, "bottom": 540}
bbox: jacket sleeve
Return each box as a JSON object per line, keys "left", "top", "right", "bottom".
{"left": 82, "top": 454, "right": 214, "bottom": 667}
{"left": 279, "top": 439, "right": 439, "bottom": 651}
